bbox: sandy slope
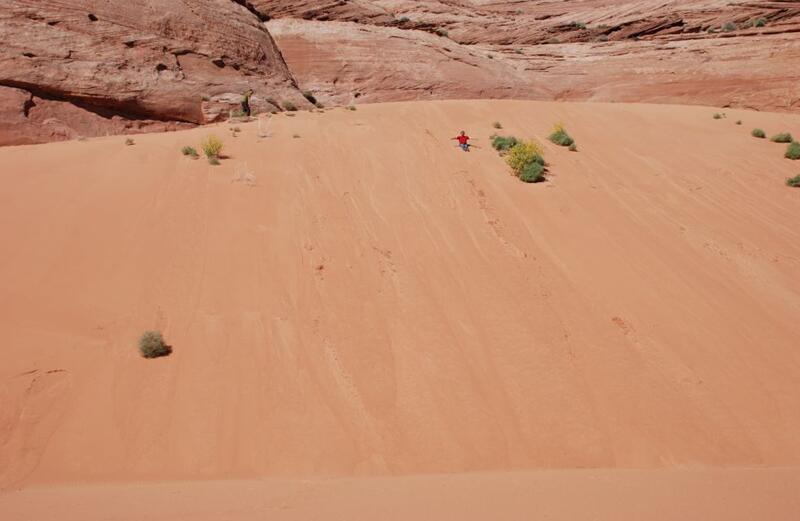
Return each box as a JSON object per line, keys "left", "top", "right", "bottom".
{"left": 0, "top": 100, "right": 799, "bottom": 517}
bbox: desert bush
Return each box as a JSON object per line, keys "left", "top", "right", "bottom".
{"left": 722, "top": 22, "right": 737, "bottom": 32}
{"left": 568, "top": 143, "right": 578, "bottom": 152}
{"left": 786, "top": 175, "right": 800, "bottom": 187}
{"left": 491, "top": 134, "right": 519, "bottom": 151}
{"left": 208, "top": 157, "right": 220, "bottom": 166}
{"left": 519, "top": 161, "right": 546, "bottom": 183}
{"left": 506, "top": 140, "right": 545, "bottom": 175}
{"left": 138, "top": 330, "right": 171, "bottom": 358}
{"left": 282, "top": 101, "right": 298, "bottom": 112}
{"left": 229, "top": 109, "right": 246, "bottom": 118}
{"left": 125, "top": 138, "right": 135, "bottom": 146}
{"left": 572, "top": 21, "right": 587, "bottom": 30}
{"left": 201, "top": 135, "right": 223, "bottom": 159}
{"left": 548, "top": 123, "right": 575, "bottom": 147}
{"left": 753, "top": 17, "right": 767, "bottom": 28}
{"left": 752, "top": 128, "right": 766, "bottom": 138}
{"left": 293, "top": 133, "right": 301, "bottom": 138}
{"left": 771, "top": 132, "right": 793, "bottom": 143}
{"left": 785, "top": 141, "right": 800, "bottom": 160}
{"left": 735, "top": 120, "right": 742, "bottom": 125}
{"left": 398, "top": 16, "right": 410, "bottom": 23}
{"left": 713, "top": 113, "right": 723, "bottom": 119}
{"left": 493, "top": 121, "right": 503, "bottom": 129}
{"left": 346, "top": 105, "right": 357, "bottom": 111}
{"left": 181, "top": 146, "right": 198, "bottom": 157}
{"left": 302, "top": 90, "right": 317, "bottom": 105}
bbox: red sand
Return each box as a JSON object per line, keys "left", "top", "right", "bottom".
{"left": 1, "top": 100, "right": 799, "bottom": 518}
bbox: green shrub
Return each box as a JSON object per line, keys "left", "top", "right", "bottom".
{"left": 201, "top": 135, "right": 223, "bottom": 159}
{"left": 753, "top": 17, "right": 767, "bottom": 28}
{"left": 519, "top": 162, "right": 546, "bottom": 183}
{"left": 138, "top": 331, "right": 171, "bottom": 358}
{"left": 346, "top": 105, "right": 357, "bottom": 111}
{"left": 752, "top": 128, "right": 766, "bottom": 138}
{"left": 572, "top": 22, "right": 587, "bottom": 30}
{"left": 771, "top": 132, "right": 793, "bottom": 143}
{"left": 181, "top": 146, "right": 198, "bottom": 157}
{"left": 506, "top": 140, "right": 545, "bottom": 175}
{"left": 125, "top": 138, "right": 135, "bottom": 146}
{"left": 722, "top": 22, "right": 737, "bottom": 32}
{"left": 493, "top": 121, "right": 503, "bottom": 129}
{"left": 282, "top": 101, "right": 298, "bottom": 112}
{"left": 713, "top": 113, "right": 723, "bottom": 119}
{"left": 491, "top": 135, "right": 519, "bottom": 151}
{"left": 785, "top": 141, "right": 800, "bottom": 160}
{"left": 568, "top": 143, "right": 577, "bottom": 152}
{"left": 786, "top": 175, "right": 800, "bottom": 187}
{"left": 302, "top": 90, "right": 317, "bottom": 105}
{"left": 548, "top": 123, "right": 574, "bottom": 147}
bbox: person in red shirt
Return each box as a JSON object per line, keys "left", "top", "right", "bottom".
{"left": 452, "top": 130, "right": 471, "bottom": 151}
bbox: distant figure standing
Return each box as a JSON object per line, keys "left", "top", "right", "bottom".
{"left": 241, "top": 89, "right": 254, "bottom": 117}
{"left": 452, "top": 130, "right": 471, "bottom": 151}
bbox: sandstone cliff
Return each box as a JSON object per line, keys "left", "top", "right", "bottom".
{"left": 0, "top": 0, "right": 308, "bottom": 145}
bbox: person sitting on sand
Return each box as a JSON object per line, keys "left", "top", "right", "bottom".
{"left": 241, "top": 89, "right": 254, "bottom": 117}
{"left": 452, "top": 131, "right": 471, "bottom": 152}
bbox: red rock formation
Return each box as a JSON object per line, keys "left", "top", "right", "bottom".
{"left": 2, "top": 0, "right": 799, "bottom": 145}
{"left": 0, "top": 0, "right": 308, "bottom": 145}
{"left": 263, "top": 1, "right": 800, "bottom": 113}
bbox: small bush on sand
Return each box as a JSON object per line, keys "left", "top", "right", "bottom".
{"left": 282, "top": 101, "right": 298, "bottom": 112}
{"left": 491, "top": 134, "right": 519, "bottom": 152}
{"left": 735, "top": 120, "right": 742, "bottom": 125}
{"left": 722, "top": 22, "right": 737, "bottom": 32}
{"left": 786, "top": 175, "right": 800, "bottom": 187}
{"left": 506, "top": 140, "right": 545, "bottom": 175}
{"left": 125, "top": 138, "right": 135, "bottom": 146}
{"left": 548, "top": 123, "right": 575, "bottom": 147}
{"left": 208, "top": 157, "right": 220, "bottom": 166}
{"left": 771, "top": 132, "right": 793, "bottom": 143}
{"left": 139, "top": 330, "right": 171, "bottom": 358}
{"left": 572, "top": 22, "right": 587, "bottom": 30}
{"left": 293, "top": 133, "right": 301, "bottom": 139}
{"left": 753, "top": 18, "right": 767, "bottom": 28}
{"left": 201, "top": 135, "right": 223, "bottom": 159}
{"left": 519, "top": 161, "right": 546, "bottom": 183}
{"left": 751, "top": 128, "right": 766, "bottom": 138}
{"left": 346, "top": 105, "right": 357, "bottom": 111}
{"left": 568, "top": 143, "right": 578, "bottom": 152}
{"left": 713, "top": 113, "right": 723, "bottom": 120}
{"left": 181, "top": 146, "right": 198, "bottom": 157}
{"left": 493, "top": 121, "right": 503, "bottom": 129}
{"left": 785, "top": 141, "right": 800, "bottom": 160}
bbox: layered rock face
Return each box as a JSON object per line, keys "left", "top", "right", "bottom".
{"left": 0, "top": 0, "right": 308, "bottom": 145}
{"left": 2, "top": 0, "right": 800, "bottom": 145}
{"left": 263, "top": 0, "right": 800, "bottom": 111}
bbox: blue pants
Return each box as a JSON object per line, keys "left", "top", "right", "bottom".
{"left": 459, "top": 143, "right": 469, "bottom": 151}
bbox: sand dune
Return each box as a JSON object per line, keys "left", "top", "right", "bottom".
{"left": 0, "top": 100, "right": 799, "bottom": 518}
